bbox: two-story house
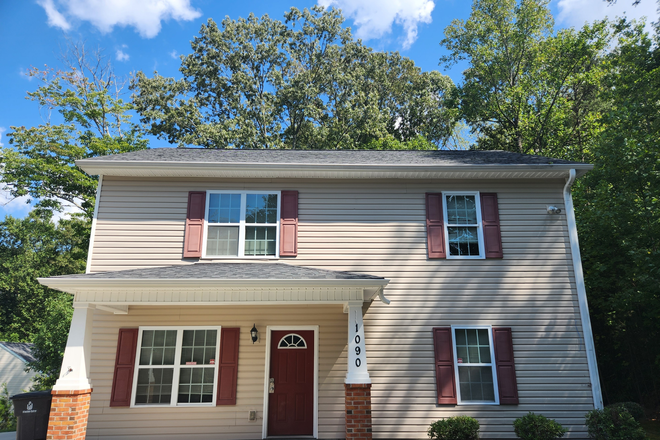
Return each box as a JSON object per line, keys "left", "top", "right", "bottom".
{"left": 39, "top": 149, "right": 602, "bottom": 440}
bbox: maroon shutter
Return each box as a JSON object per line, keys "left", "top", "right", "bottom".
{"left": 480, "top": 193, "right": 503, "bottom": 258}
{"left": 432, "top": 327, "right": 457, "bottom": 404}
{"left": 217, "top": 327, "right": 240, "bottom": 405}
{"left": 280, "top": 190, "right": 298, "bottom": 257}
{"left": 110, "top": 328, "right": 139, "bottom": 407}
{"left": 183, "top": 191, "right": 206, "bottom": 258}
{"left": 426, "top": 193, "right": 446, "bottom": 259}
{"left": 493, "top": 327, "right": 519, "bottom": 405}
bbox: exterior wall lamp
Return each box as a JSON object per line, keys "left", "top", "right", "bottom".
{"left": 251, "top": 324, "right": 259, "bottom": 343}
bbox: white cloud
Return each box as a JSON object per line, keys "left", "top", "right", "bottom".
{"left": 37, "top": 0, "right": 72, "bottom": 31}
{"left": 116, "top": 47, "right": 130, "bottom": 61}
{"left": 318, "top": 0, "right": 435, "bottom": 49}
{"left": 170, "top": 50, "right": 179, "bottom": 59}
{"left": 556, "top": 0, "right": 659, "bottom": 31}
{"left": 37, "top": 0, "right": 202, "bottom": 38}
{"left": 0, "top": 127, "right": 5, "bottom": 147}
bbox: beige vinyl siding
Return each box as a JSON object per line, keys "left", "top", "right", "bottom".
{"left": 88, "top": 177, "right": 592, "bottom": 439}
{"left": 87, "top": 305, "right": 347, "bottom": 440}
{"left": 0, "top": 349, "right": 35, "bottom": 396}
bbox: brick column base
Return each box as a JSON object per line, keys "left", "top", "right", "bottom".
{"left": 345, "top": 383, "right": 372, "bottom": 440}
{"left": 47, "top": 389, "right": 92, "bottom": 440}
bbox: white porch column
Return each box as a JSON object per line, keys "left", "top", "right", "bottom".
{"left": 345, "top": 301, "right": 371, "bottom": 384}
{"left": 53, "top": 303, "right": 94, "bottom": 391}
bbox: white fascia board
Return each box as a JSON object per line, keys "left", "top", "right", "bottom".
{"left": 37, "top": 277, "right": 390, "bottom": 294}
{"left": 76, "top": 160, "right": 593, "bottom": 180}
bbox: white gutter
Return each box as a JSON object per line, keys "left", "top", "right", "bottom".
{"left": 85, "top": 175, "right": 103, "bottom": 274}
{"left": 76, "top": 160, "right": 593, "bottom": 180}
{"left": 564, "top": 169, "right": 603, "bottom": 409}
{"left": 37, "top": 277, "right": 390, "bottom": 292}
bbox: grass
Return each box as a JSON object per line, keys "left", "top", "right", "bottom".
{"left": 642, "top": 419, "right": 660, "bottom": 440}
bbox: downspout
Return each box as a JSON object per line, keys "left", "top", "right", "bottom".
{"left": 564, "top": 169, "right": 603, "bottom": 409}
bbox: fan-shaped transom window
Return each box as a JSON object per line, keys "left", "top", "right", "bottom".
{"left": 278, "top": 333, "right": 307, "bottom": 349}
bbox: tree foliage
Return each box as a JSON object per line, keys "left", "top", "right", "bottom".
{"left": 0, "top": 44, "right": 148, "bottom": 387}
{"left": 575, "top": 19, "right": 660, "bottom": 409}
{"left": 440, "top": 0, "right": 611, "bottom": 159}
{"left": 0, "top": 210, "right": 85, "bottom": 343}
{"left": 3, "top": 44, "right": 147, "bottom": 218}
{"left": 132, "top": 6, "right": 457, "bottom": 149}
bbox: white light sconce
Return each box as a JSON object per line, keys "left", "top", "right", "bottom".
{"left": 547, "top": 206, "right": 562, "bottom": 215}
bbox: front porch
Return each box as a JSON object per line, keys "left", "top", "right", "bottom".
{"left": 38, "top": 263, "right": 390, "bottom": 440}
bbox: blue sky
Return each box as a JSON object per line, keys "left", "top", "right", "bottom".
{"left": 0, "top": 0, "right": 657, "bottom": 220}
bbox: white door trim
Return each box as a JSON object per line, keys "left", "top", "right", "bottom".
{"left": 262, "top": 325, "right": 319, "bottom": 439}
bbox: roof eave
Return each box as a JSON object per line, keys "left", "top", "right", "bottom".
{"left": 38, "top": 277, "right": 390, "bottom": 293}
{"left": 76, "top": 160, "right": 593, "bottom": 179}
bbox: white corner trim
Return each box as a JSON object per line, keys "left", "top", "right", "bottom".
{"left": 564, "top": 169, "right": 603, "bottom": 409}
{"left": 85, "top": 175, "right": 103, "bottom": 274}
{"left": 262, "top": 325, "right": 319, "bottom": 439}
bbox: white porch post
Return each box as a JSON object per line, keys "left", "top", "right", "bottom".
{"left": 53, "top": 303, "right": 95, "bottom": 391}
{"left": 345, "top": 301, "right": 371, "bottom": 384}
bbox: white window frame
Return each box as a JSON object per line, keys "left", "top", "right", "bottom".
{"left": 130, "top": 326, "right": 222, "bottom": 408}
{"left": 451, "top": 325, "right": 499, "bottom": 405}
{"left": 202, "top": 190, "right": 281, "bottom": 259}
{"left": 443, "top": 191, "right": 485, "bottom": 259}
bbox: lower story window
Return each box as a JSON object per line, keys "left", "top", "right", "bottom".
{"left": 133, "top": 327, "right": 221, "bottom": 406}
{"left": 452, "top": 326, "right": 499, "bottom": 404}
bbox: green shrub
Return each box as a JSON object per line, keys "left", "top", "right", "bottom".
{"left": 585, "top": 406, "right": 647, "bottom": 440}
{"left": 0, "top": 383, "right": 17, "bottom": 432}
{"left": 514, "top": 412, "right": 566, "bottom": 440}
{"left": 606, "top": 402, "right": 645, "bottom": 422}
{"left": 428, "top": 416, "right": 480, "bottom": 440}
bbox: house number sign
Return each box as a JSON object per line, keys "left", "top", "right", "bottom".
{"left": 346, "top": 304, "right": 370, "bottom": 383}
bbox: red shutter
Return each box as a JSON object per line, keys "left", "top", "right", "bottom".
{"left": 480, "top": 193, "right": 503, "bottom": 259}
{"left": 280, "top": 190, "right": 298, "bottom": 257}
{"left": 426, "top": 193, "right": 446, "bottom": 259}
{"left": 493, "top": 327, "right": 519, "bottom": 405}
{"left": 183, "top": 191, "right": 206, "bottom": 258}
{"left": 432, "top": 327, "right": 457, "bottom": 404}
{"left": 110, "top": 328, "right": 139, "bottom": 407}
{"left": 217, "top": 327, "right": 240, "bottom": 405}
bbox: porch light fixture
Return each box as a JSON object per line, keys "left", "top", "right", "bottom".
{"left": 250, "top": 324, "right": 259, "bottom": 344}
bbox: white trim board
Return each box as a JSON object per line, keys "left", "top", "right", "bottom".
{"left": 85, "top": 174, "right": 103, "bottom": 274}
{"left": 262, "top": 325, "right": 319, "bottom": 439}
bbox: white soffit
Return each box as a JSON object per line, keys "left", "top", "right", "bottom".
{"left": 76, "top": 161, "right": 593, "bottom": 180}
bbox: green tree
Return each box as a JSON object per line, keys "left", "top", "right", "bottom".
{"left": 0, "top": 210, "right": 85, "bottom": 343}
{"left": 440, "top": 0, "right": 611, "bottom": 159}
{"left": 575, "top": 19, "right": 660, "bottom": 409}
{"left": 0, "top": 44, "right": 148, "bottom": 387}
{"left": 3, "top": 43, "right": 147, "bottom": 218}
{"left": 132, "top": 6, "right": 457, "bottom": 149}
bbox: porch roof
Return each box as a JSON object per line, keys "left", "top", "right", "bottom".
{"left": 37, "top": 263, "right": 390, "bottom": 310}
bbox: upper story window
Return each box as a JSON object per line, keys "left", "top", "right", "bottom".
{"left": 204, "top": 191, "right": 280, "bottom": 258}
{"left": 443, "top": 192, "right": 484, "bottom": 259}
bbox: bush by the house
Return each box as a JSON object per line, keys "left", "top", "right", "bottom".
{"left": 585, "top": 406, "right": 647, "bottom": 440}
{"left": 0, "top": 383, "right": 16, "bottom": 432}
{"left": 513, "top": 412, "right": 566, "bottom": 440}
{"left": 428, "top": 416, "right": 480, "bottom": 440}
{"left": 606, "top": 402, "right": 645, "bottom": 422}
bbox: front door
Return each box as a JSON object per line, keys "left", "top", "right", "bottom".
{"left": 267, "top": 330, "right": 314, "bottom": 437}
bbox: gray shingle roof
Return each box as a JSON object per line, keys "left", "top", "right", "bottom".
{"left": 0, "top": 342, "right": 36, "bottom": 363}
{"left": 51, "top": 263, "right": 384, "bottom": 281}
{"left": 80, "top": 148, "right": 584, "bottom": 166}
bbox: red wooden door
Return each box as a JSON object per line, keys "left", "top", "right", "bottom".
{"left": 268, "top": 330, "right": 314, "bottom": 436}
